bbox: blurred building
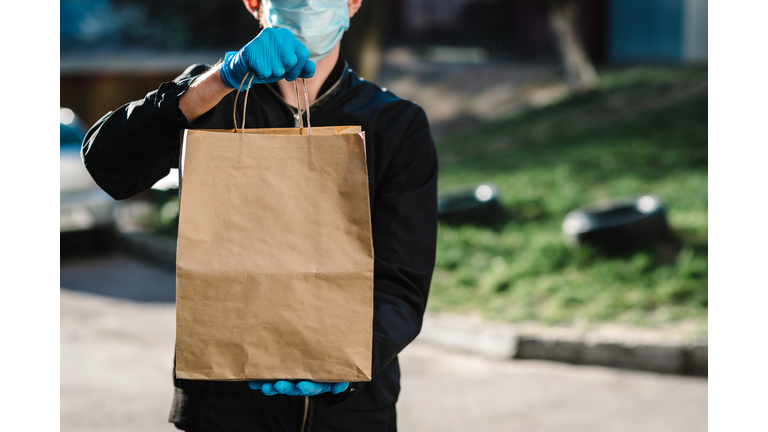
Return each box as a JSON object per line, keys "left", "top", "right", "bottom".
{"left": 60, "top": 0, "right": 254, "bottom": 127}
{"left": 383, "top": 0, "right": 608, "bottom": 63}
{"left": 60, "top": 0, "right": 707, "bottom": 127}
{"left": 609, "top": 0, "right": 708, "bottom": 63}
{"left": 382, "top": 0, "right": 707, "bottom": 64}
{"left": 60, "top": 52, "right": 222, "bottom": 127}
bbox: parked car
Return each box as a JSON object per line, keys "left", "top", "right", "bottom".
{"left": 60, "top": 107, "right": 116, "bottom": 234}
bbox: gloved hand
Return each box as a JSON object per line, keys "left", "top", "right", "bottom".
{"left": 249, "top": 380, "right": 349, "bottom": 396}
{"left": 220, "top": 27, "right": 316, "bottom": 90}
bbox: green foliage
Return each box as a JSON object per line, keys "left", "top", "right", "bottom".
{"left": 429, "top": 66, "right": 708, "bottom": 326}
{"left": 147, "top": 189, "right": 180, "bottom": 238}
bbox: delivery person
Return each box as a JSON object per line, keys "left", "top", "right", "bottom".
{"left": 82, "top": 0, "right": 437, "bottom": 430}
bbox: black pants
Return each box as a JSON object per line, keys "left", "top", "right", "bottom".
{"left": 173, "top": 392, "right": 397, "bottom": 432}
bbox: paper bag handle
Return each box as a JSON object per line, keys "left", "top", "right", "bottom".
{"left": 233, "top": 72, "right": 312, "bottom": 135}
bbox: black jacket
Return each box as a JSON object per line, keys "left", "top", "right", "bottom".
{"left": 83, "top": 60, "right": 437, "bottom": 432}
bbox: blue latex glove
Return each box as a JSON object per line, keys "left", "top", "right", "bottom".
{"left": 249, "top": 380, "right": 349, "bottom": 396}
{"left": 220, "top": 27, "right": 315, "bottom": 90}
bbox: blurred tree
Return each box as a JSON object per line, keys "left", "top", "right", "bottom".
{"left": 341, "top": 0, "right": 385, "bottom": 83}
{"left": 110, "top": 0, "right": 261, "bottom": 51}
{"left": 540, "top": 0, "right": 598, "bottom": 92}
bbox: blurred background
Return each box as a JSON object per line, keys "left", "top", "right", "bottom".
{"left": 61, "top": 0, "right": 707, "bottom": 431}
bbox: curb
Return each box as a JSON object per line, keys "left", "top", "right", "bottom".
{"left": 118, "top": 231, "right": 707, "bottom": 377}
{"left": 417, "top": 314, "right": 707, "bottom": 377}
{"left": 515, "top": 336, "right": 707, "bottom": 376}
{"left": 117, "top": 231, "right": 177, "bottom": 271}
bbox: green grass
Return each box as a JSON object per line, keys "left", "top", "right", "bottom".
{"left": 430, "top": 66, "right": 708, "bottom": 327}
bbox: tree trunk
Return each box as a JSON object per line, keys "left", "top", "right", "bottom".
{"left": 341, "top": 0, "right": 385, "bottom": 83}
{"left": 543, "top": 0, "right": 598, "bottom": 92}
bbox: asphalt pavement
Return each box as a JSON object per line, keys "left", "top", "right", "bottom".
{"left": 60, "top": 252, "right": 707, "bottom": 432}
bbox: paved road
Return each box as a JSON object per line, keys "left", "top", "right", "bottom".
{"left": 398, "top": 345, "right": 706, "bottom": 432}
{"left": 61, "top": 252, "right": 707, "bottom": 432}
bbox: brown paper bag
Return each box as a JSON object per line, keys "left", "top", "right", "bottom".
{"left": 175, "top": 121, "right": 373, "bottom": 383}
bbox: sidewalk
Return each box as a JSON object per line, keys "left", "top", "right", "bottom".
{"left": 117, "top": 231, "right": 708, "bottom": 377}
{"left": 61, "top": 287, "right": 707, "bottom": 432}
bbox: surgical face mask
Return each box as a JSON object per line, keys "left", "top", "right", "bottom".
{"left": 260, "top": 0, "right": 350, "bottom": 63}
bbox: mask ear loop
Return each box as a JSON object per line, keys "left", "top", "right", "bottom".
{"left": 232, "top": 71, "right": 256, "bottom": 133}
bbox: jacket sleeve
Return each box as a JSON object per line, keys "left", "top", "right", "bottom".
{"left": 369, "top": 105, "right": 438, "bottom": 377}
{"left": 81, "top": 64, "right": 214, "bottom": 200}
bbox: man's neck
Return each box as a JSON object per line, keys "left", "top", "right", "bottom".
{"left": 277, "top": 43, "right": 341, "bottom": 108}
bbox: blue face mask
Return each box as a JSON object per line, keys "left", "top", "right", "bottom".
{"left": 262, "top": 0, "right": 350, "bottom": 63}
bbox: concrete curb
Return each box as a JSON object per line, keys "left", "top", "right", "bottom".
{"left": 417, "top": 315, "right": 707, "bottom": 376}
{"left": 118, "top": 232, "right": 177, "bottom": 271}
{"left": 117, "top": 231, "right": 708, "bottom": 377}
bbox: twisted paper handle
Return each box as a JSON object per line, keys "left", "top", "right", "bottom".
{"left": 293, "top": 78, "right": 312, "bottom": 135}
{"left": 233, "top": 73, "right": 311, "bottom": 135}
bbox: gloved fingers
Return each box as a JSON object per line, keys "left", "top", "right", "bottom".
{"left": 300, "top": 60, "right": 316, "bottom": 79}
{"left": 296, "top": 381, "right": 329, "bottom": 396}
{"left": 280, "top": 49, "right": 299, "bottom": 80}
{"left": 271, "top": 60, "right": 286, "bottom": 80}
{"left": 330, "top": 382, "right": 350, "bottom": 394}
{"left": 248, "top": 380, "right": 298, "bottom": 396}
{"left": 253, "top": 60, "right": 273, "bottom": 81}
{"left": 249, "top": 380, "right": 348, "bottom": 396}
{"left": 283, "top": 57, "right": 303, "bottom": 82}
{"left": 273, "top": 380, "right": 298, "bottom": 395}
{"left": 264, "top": 28, "right": 294, "bottom": 82}
{"left": 224, "top": 28, "right": 314, "bottom": 85}
{"left": 284, "top": 44, "right": 309, "bottom": 82}
{"left": 261, "top": 382, "right": 279, "bottom": 396}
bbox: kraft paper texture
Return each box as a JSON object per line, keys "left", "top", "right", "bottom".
{"left": 175, "top": 126, "right": 373, "bottom": 382}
